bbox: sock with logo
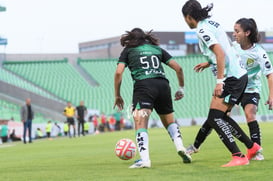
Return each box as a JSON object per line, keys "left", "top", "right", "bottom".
{"left": 136, "top": 128, "right": 150, "bottom": 162}
{"left": 167, "top": 123, "right": 184, "bottom": 151}
{"left": 223, "top": 115, "right": 253, "bottom": 149}
{"left": 248, "top": 120, "right": 261, "bottom": 146}
{"left": 207, "top": 109, "right": 241, "bottom": 154}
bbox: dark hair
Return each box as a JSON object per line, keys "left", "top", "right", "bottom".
{"left": 182, "top": 0, "right": 213, "bottom": 21}
{"left": 235, "top": 18, "right": 260, "bottom": 43}
{"left": 120, "top": 28, "right": 159, "bottom": 48}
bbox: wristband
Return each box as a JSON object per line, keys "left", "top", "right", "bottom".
{"left": 178, "top": 86, "right": 184, "bottom": 94}
{"left": 216, "top": 79, "right": 225, "bottom": 84}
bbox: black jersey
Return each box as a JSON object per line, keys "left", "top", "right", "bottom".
{"left": 76, "top": 105, "right": 87, "bottom": 119}
{"left": 118, "top": 44, "right": 172, "bottom": 81}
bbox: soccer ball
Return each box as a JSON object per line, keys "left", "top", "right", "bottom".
{"left": 115, "top": 138, "right": 137, "bottom": 160}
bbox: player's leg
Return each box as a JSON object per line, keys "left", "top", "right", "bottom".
{"left": 244, "top": 103, "right": 261, "bottom": 145}
{"left": 82, "top": 121, "right": 85, "bottom": 136}
{"left": 73, "top": 122, "right": 76, "bottom": 137}
{"left": 239, "top": 93, "right": 261, "bottom": 145}
{"left": 28, "top": 121, "right": 32, "bottom": 143}
{"left": 68, "top": 119, "right": 71, "bottom": 138}
{"left": 186, "top": 120, "right": 212, "bottom": 155}
{"left": 78, "top": 121, "right": 81, "bottom": 137}
{"left": 129, "top": 108, "right": 151, "bottom": 168}
{"left": 186, "top": 111, "right": 256, "bottom": 156}
{"left": 154, "top": 77, "right": 191, "bottom": 163}
{"left": 244, "top": 102, "right": 263, "bottom": 160}
{"left": 208, "top": 96, "right": 249, "bottom": 167}
{"left": 23, "top": 122, "right": 27, "bottom": 143}
{"left": 160, "top": 113, "right": 192, "bottom": 163}
{"left": 223, "top": 114, "right": 253, "bottom": 149}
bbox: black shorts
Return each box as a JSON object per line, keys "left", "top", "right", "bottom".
{"left": 67, "top": 117, "right": 75, "bottom": 125}
{"left": 132, "top": 78, "right": 174, "bottom": 114}
{"left": 240, "top": 93, "right": 260, "bottom": 109}
{"left": 220, "top": 74, "right": 248, "bottom": 105}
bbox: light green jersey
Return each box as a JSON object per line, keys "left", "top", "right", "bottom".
{"left": 197, "top": 19, "right": 246, "bottom": 79}
{"left": 233, "top": 42, "right": 273, "bottom": 93}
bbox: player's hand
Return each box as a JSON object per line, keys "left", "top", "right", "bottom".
{"left": 213, "top": 83, "right": 223, "bottom": 97}
{"left": 114, "top": 96, "right": 124, "bottom": 111}
{"left": 175, "top": 87, "right": 184, "bottom": 101}
{"left": 265, "top": 97, "right": 273, "bottom": 110}
{"left": 194, "top": 62, "right": 210, "bottom": 73}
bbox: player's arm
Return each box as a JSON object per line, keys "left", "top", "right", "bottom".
{"left": 266, "top": 73, "right": 273, "bottom": 110}
{"left": 168, "top": 60, "right": 184, "bottom": 87}
{"left": 259, "top": 50, "right": 273, "bottom": 110}
{"left": 75, "top": 107, "right": 79, "bottom": 118}
{"left": 194, "top": 62, "right": 210, "bottom": 72}
{"left": 167, "top": 60, "right": 185, "bottom": 101}
{"left": 114, "top": 63, "right": 125, "bottom": 110}
{"left": 73, "top": 108, "right": 76, "bottom": 117}
{"left": 210, "top": 44, "right": 225, "bottom": 97}
{"left": 84, "top": 107, "right": 88, "bottom": 117}
{"left": 63, "top": 109, "right": 67, "bottom": 117}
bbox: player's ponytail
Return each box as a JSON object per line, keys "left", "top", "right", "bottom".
{"left": 145, "top": 30, "right": 159, "bottom": 46}
{"left": 182, "top": 0, "right": 213, "bottom": 21}
{"left": 120, "top": 28, "right": 159, "bottom": 48}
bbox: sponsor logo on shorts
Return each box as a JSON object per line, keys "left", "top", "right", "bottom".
{"left": 141, "top": 102, "right": 151, "bottom": 106}
{"left": 252, "top": 97, "right": 258, "bottom": 104}
{"left": 231, "top": 97, "right": 237, "bottom": 102}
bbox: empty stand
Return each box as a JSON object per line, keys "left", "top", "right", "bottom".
{"left": 2, "top": 53, "right": 273, "bottom": 122}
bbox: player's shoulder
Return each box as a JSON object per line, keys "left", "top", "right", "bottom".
{"left": 197, "top": 19, "right": 219, "bottom": 30}
{"left": 253, "top": 44, "right": 268, "bottom": 59}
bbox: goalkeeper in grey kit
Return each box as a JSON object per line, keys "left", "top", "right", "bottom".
{"left": 114, "top": 28, "right": 191, "bottom": 168}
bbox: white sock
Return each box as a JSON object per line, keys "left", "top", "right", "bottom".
{"left": 136, "top": 129, "right": 150, "bottom": 162}
{"left": 167, "top": 123, "right": 184, "bottom": 152}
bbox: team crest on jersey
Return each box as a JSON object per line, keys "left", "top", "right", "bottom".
{"left": 263, "top": 54, "right": 267, "bottom": 59}
{"left": 203, "top": 35, "right": 210, "bottom": 42}
{"left": 265, "top": 61, "right": 272, "bottom": 69}
{"left": 199, "top": 29, "right": 204, "bottom": 33}
{"left": 246, "top": 58, "right": 254, "bottom": 67}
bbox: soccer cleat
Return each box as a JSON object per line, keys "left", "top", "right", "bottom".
{"left": 246, "top": 142, "right": 263, "bottom": 160}
{"left": 129, "top": 159, "right": 151, "bottom": 169}
{"left": 178, "top": 150, "right": 192, "bottom": 163}
{"left": 221, "top": 156, "right": 249, "bottom": 167}
{"left": 186, "top": 144, "right": 199, "bottom": 155}
{"left": 251, "top": 151, "right": 264, "bottom": 161}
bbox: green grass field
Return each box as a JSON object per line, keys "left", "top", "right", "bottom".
{"left": 0, "top": 122, "right": 272, "bottom": 181}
